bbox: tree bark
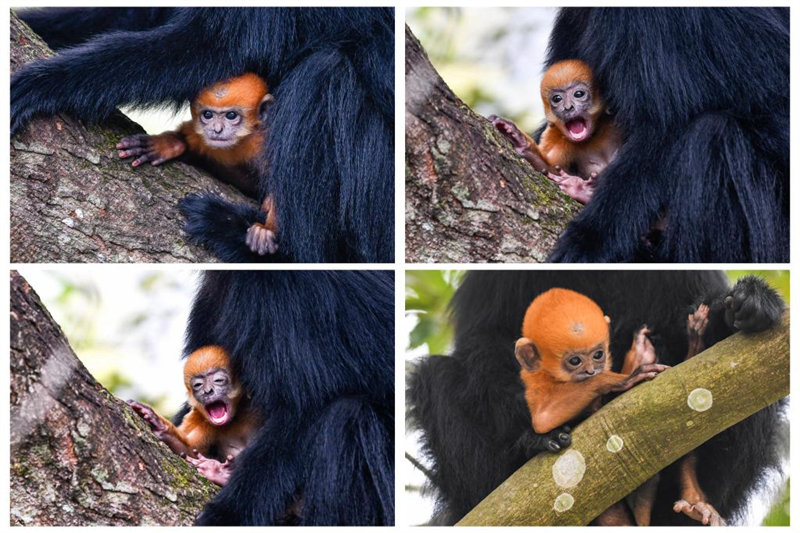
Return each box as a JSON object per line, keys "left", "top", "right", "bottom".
{"left": 457, "top": 312, "right": 790, "bottom": 526}
{"left": 10, "top": 271, "right": 218, "bottom": 525}
{"left": 10, "top": 10, "right": 255, "bottom": 263}
{"left": 405, "top": 26, "right": 579, "bottom": 263}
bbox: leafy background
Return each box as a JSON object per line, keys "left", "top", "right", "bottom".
{"left": 408, "top": 7, "right": 556, "bottom": 133}
{"left": 17, "top": 269, "right": 198, "bottom": 416}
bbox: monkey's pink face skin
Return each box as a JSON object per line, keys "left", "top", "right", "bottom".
{"left": 549, "top": 81, "right": 596, "bottom": 143}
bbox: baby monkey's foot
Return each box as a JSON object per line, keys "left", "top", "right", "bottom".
{"left": 246, "top": 223, "right": 278, "bottom": 255}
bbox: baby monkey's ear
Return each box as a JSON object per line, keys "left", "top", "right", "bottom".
{"left": 515, "top": 337, "right": 541, "bottom": 372}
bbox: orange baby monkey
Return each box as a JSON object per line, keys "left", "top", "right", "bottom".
{"left": 117, "top": 72, "right": 279, "bottom": 255}
{"left": 515, "top": 288, "right": 667, "bottom": 435}
{"left": 491, "top": 59, "right": 621, "bottom": 204}
{"left": 128, "top": 345, "right": 260, "bottom": 486}
{"left": 516, "top": 290, "right": 721, "bottom": 526}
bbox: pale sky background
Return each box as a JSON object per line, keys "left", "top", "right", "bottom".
{"left": 408, "top": 7, "right": 557, "bottom": 132}
{"left": 17, "top": 269, "right": 198, "bottom": 413}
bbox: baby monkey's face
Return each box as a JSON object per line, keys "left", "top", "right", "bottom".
{"left": 548, "top": 81, "right": 595, "bottom": 143}
{"left": 190, "top": 367, "right": 240, "bottom": 425}
{"left": 196, "top": 105, "right": 253, "bottom": 148}
{"left": 560, "top": 342, "right": 608, "bottom": 382}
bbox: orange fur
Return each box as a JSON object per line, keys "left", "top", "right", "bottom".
{"left": 176, "top": 346, "right": 258, "bottom": 460}
{"left": 516, "top": 287, "right": 670, "bottom": 526}
{"left": 516, "top": 289, "right": 641, "bottom": 433}
{"left": 194, "top": 72, "right": 268, "bottom": 111}
{"left": 183, "top": 72, "right": 269, "bottom": 166}
{"left": 120, "top": 72, "right": 270, "bottom": 169}
{"left": 176, "top": 401, "right": 260, "bottom": 459}
{"left": 132, "top": 345, "right": 260, "bottom": 461}
{"left": 118, "top": 72, "right": 278, "bottom": 254}
{"left": 183, "top": 345, "right": 233, "bottom": 390}
{"left": 538, "top": 118, "right": 620, "bottom": 174}
{"left": 521, "top": 288, "right": 609, "bottom": 378}
{"left": 536, "top": 60, "right": 620, "bottom": 177}
{"left": 540, "top": 60, "right": 602, "bottom": 124}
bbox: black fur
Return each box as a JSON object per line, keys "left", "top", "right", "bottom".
{"left": 177, "top": 194, "right": 282, "bottom": 262}
{"left": 543, "top": 8, "right": 788, "bottom": 262}
{"left": 183, "top": 271, "right": 394, "bottom": 525}
{"left": 20, "top": 8, "right": 177, "bottom": 50}
{"left": 407, "top": 271, "right": 786, "bottom": 525}
{"left": 13, "top": 8, "right": 394, "bottom": 263}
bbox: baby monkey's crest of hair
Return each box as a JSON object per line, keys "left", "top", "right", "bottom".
{"left": 522, "top": 288, "right": 609, "bottom": 361}
{"left": 194, "top": 72, "right": 268, "bottom": 112}
{"left": 183, "top": 345, "right": 232, "bottom": 387}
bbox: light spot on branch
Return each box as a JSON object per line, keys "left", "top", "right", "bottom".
{"left": 553, "top": 493, "right": 574, "bottom": 512}
{"left": 552, "top": 449, "right": 585, "bottom": 488}
{"left": 687, "top": 388, "right": 713, "bottom": 412}
{"left": 606, "top": 435, "right": 624, "bottom": 453}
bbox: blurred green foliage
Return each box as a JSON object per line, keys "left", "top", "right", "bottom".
{"left": 410, "top": 8, "right": 464, "bottom": 65}
{"left": 49, "top": 274, "right": 103, "bottom": 351}
{"left": 762, "top": 479, "right": 790, "bottom": 526}
{"left": 23, "top": 271, "right": 191, "bottom": 415}
{"left": 405, "top": 270, "right": 463, "bottom": 355}
{"left": 407, "top": 7, "right": 555, "bottom": 132}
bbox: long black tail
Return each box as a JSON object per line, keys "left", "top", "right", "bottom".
{"left": 179, "top": 193, "right": 291, "bottom": 263}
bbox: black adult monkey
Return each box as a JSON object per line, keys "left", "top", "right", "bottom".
{"left": 178, "top": 271, "right": 394, "bottom": 525}
{"left": 11, "top": 8, "right": 394, "bottom": 263}
{"left": 538, "top": 8, "right": 787, "bottom": 262}
{"left": 407, "top": 271, "right": 786, "bottom": 525}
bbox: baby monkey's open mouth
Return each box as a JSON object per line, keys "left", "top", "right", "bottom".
{"left": 205, "top": 400, "right": 231, "bottom": 425}
{"left": 565, "top": 117, "right": 590, "bottom": 142}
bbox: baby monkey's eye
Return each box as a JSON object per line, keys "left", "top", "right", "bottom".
{"left": 593, "top": 350, "right": 604, "bottom": 360}
{"left": 551, "top": 94, "right": 563, "bottom": 104}
{"left": 225, "top": 111, "right": 238, "bottom": 120}
{"left": 574, "top": 90, "right": 586, "bottom": 98}
{"left": 202, "top": 110, "right": 213, "bottom": 120}
{"left": 568, "top": 356, "right": 581, "bottom": 366}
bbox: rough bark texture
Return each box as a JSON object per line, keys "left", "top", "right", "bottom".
{"left": 457, "top": 312, "right": 790, "bottom": 526}
{"left": 405, "top": 26, "right": 580, "bottom": 263}
{"left": 10, "top": 10, "right": 255, "bottom": 263}
{"left": 10, "top": 271, "right": 218, "bottom": 525}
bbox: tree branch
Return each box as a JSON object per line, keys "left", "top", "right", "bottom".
{"left": 10, "top": 271, "right": 218, "bottom": 525}
{"left": 457, "top": 312, "right": 790, "bottom": 526}
{"left": 9, "top": 10, "right": 256, "bottom": 263}
{"left": 405, "top": 26, "right": 579, "bottom": 263}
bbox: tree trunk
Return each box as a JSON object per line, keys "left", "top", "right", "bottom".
{"left": 10, "top": 10, "right": 255, "bottom": 263}
{"left": 457, "top": 312, "right": 790, "bottom": 526}
{"left": 10, "top": 271, "right": 218, "bottom": 526}
{"left": 405, "top": 26, "right": 579, "bottom": 263}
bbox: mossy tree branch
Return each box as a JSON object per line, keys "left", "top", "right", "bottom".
{"left": 405, "top": 26, "right": 580, "bottom": 263}
{"left": 10, "top": 271, "right": 218, "bottom": 525}
{"left": 457, "top": 312, "right": 790, "bottom": 526}
{"left": 10, "top": 10, "right": 255, "bottom": 263}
